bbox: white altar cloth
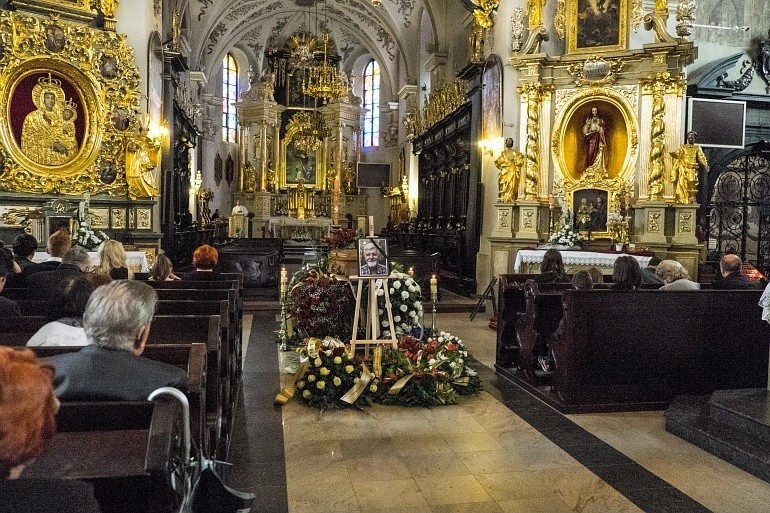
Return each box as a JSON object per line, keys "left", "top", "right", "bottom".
{"left": 34, "top": 251, "right": 150, "bottom": 272}
{"left": 513, "top": 249, "right": 652, "bottom": 273}
{"left": 268, "top": 216, "right": 333, "bottom": 240}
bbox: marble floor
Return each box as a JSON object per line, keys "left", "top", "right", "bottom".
{"left": 231, "top": 311, "right": 770, "bottom": 513}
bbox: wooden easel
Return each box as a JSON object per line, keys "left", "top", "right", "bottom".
{"left": 349, "top": 275, "right": 398, "bottom": 354}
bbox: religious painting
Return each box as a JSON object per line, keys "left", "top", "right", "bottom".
{"left": 214, "top": 152, "right": 223, "bottom": 186}
{"left": 99, "top": 161, "right": 117, "bottom": 184}
{"left": 481, "top": 55, "right": 502, "bottom": 145}
{"left": 43, "top": 25, "right": 66, "bottom": 52}
{"left": 572, "top": 188, "right": 608, "bottom": 232}
{"left": 358, "top": 237, "right": 389, "bottom": 277}
{"left": 100, "top": 54, "right": 118, "bottom": 79}
{"left": 225, "top": 154, "right": 234, "bottom": 186}
{"left": 285, "top": 142, "right": 317, "bottom": 186}
{"left": 110, "top": 107, "right": 130, "bottom": 131}
{"left": 567, "top": 0, "right": 628, "bottom": 54}
{"left": 8, "top": 71, "right": 86, "bottom": 168}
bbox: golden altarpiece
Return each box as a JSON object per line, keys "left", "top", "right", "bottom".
{"left": 489, "top": 0, "right": 703, "bottom": 279}
{"left": 0, "top": 0, "right": 162, "bottom": 260}
{"left": 232, "top": 32, "right": 365, "bottom": 242}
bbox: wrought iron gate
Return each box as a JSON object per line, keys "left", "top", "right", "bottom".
{"left": 707, "top": 151, "right": 770, "bottom": 275}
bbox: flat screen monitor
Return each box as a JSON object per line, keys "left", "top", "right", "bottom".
{"left": 357, "top": 162, "right": 391, "bottom": 188}
{"left": 687, "top": 97, "right": 746, "bottom": 149}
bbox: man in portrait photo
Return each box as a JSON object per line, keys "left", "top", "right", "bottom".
{"left": 359, "top": 239, "right": 388, "bottom": 276}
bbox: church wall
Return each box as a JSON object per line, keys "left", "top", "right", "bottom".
{"left": 117, "top": 0, "right": 156, "bottom": 120}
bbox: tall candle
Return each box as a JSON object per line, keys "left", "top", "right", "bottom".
{"left": 408, "top": 267, "right": 414, "bottom": 277}
{"left": 280, "top": 268, "right": 288, "bottom": 295}
{"left": 368, "top": 216, "right": 374, "bottom": 237}
{"left": 430, "top": 274, "right": 438, "bottom": 296}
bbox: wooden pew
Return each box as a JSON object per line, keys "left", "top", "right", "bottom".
{"left": 547, "top": 289, "right": 770, "bottom": 412}
{"left": 495, "top": 274, "right": 540, "bottom": 369}
{"left": 148, "top": 315, "right": 228, "bottom": 458}
{"left": 517, "top": 281, "right": 574, "bottom": 383}
{"left": 0, "top": 316, "right": 47, "bottom": 345}
{"left": 29, "top": 343, "right": 208, "bottom": 456}
{"left": 19, "top": 394, "right": 194, "bottom": 513}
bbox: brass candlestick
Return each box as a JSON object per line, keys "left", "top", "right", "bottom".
{"left": 278, "top": 285, "right": 289, "bottom": 351}
{"left": 431, "top": 290, "right": 438, "bottom": 332}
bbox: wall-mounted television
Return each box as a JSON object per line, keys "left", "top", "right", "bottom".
{"left": 687, "top": 97, "right": 746, "bottom": 149}
{"left": 357, "top": 162, "right": 391, "bottom": 188}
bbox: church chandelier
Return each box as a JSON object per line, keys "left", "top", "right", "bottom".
{"left": 287, "top": 109, "right": 330, "bottom": 154}
{"left": 303, "top": 32, "right": 348, "bottom": 102}
{"left": 288, "top": 31, "right": 317, "bottom": 70}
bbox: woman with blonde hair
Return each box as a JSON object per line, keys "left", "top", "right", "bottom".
{"left": 149, "top": 253, "right": 180, "bottom": 281}
{"left": 93, "top": 239, "right": 133, "bottom": 279}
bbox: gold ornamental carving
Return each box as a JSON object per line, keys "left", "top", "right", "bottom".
{"left": 0, "top": 11, "right": 141, "bottom": 197}
{"left": 644, "top": 73, "right": 667, "bottom": 200}
{"left": 137, "top": 207, "right": 151, "bottom": 229}
{"left": 403, "top": 79, "right": 467, "bottom": 136}
{"left": 469, "top": 0, "right": 500, "bottom": 29}
{"left": 518, "top": 83, "right": 549, "bottom": 200}
{"left": 567, "top": 57, "right": 625, "bottom": 87}
{"left": 110, "top": 207, "right": 125, "bottom": 229}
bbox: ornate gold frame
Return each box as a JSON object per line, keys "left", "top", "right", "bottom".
{"left": 280, "top": 113, "right": 326, "bottom": 190}
{"left": 567, "top": 0, "right": 628, "bottom": 54}
{"left": 551, "top": 87, "right": 637, "bottom": 239}
{"left": 0, "top": 11, "right": 140, "bottom": 196}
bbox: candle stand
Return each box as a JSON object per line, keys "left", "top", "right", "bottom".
{"left": 431, "top": 290, "right": 438, "bottom": 332}
{"left": 278, "top": 289, "right": 289, "bottom": 351}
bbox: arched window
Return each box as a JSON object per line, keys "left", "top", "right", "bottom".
{"left": 222, "top": 53, "right": 238, "bottom": 143}
{"left": 362, "top": 59, "right": 380, "bottom": 148}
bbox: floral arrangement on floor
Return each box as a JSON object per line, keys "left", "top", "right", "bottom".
{"left": 547, "top": 209, "right": 584, "bottom": 247}
{"left": 284, "top": 261, "right": 356, "bottom": 345}
{"left": 375, "top": 272, "right": 423, "bottom": 337}
{"left": 606, "top": 211, "right": 631, "bottom": 244}
{"left": 291, "top": 331, "right": 481, "bottom": 410}
{"left": 73, "top": 193, "right": 109, "bottom": 250}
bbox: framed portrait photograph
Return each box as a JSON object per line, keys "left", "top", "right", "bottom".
{"left": 567, "top": 0, "right": 628, "bottom": 54}
{"left": 358, "top": 238, "right": 389, "bottom": 277}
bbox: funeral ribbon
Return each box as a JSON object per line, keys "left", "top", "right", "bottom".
{"left": 274, "top": 362, "right": 309, "bottom": 406}
{"left": 340, "top": 363, "right": 373, "bottom": 404}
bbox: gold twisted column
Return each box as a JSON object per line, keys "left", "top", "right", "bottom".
{"left": 646, "top": 74, "right": 667, "bottom": 200}
{"left": 520, "top": 83, "right": 544, "bottom": 200}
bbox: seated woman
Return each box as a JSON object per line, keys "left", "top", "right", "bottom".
{"left": 655, "top": 260, "right": 701, "bottom": 290}
{"left": 182, "top": 244, "right": 222, "bottom": 281}
{"left": 27, "top": 275, "right": 94, "bottom": 347}
{"left": 0, "top": 346, "right": 101, "bottom": 512}
{"left": 533, "top": 248, "right": 571, "bottom": 284}
{"left": 612, "top": 255, "right": 643, "bottom": 290}
{"left": 93, "top": 240, "right": 134, "bottom": 280}
{"left": 149, "top": 253, "right": 180, "bottom": 281}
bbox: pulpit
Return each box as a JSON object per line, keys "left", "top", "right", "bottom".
{"left": 229, "top": 214, "right": 247, "bottom": 238}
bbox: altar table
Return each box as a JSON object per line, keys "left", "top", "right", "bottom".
{"left": 513, "top": 249, "right": 652, "bottom": 274}
{"left": 268, "top": 216, "right": 333, "bottom": 241}
{"left": 34, "top": 251, "right": 150, "bottom": 273}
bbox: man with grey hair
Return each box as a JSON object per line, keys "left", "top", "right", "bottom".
{"left": 47, "top": 280, "right": 186, "bottom": 400}
{"left": 27, "top": 246, "right": 92, "bottom": 301}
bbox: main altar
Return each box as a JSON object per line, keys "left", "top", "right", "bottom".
{"left": 229, "top": 32, "right": 370, "bottom": 243}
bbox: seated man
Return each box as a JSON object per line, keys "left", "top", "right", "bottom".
{"left": 27, "top": 247, "right": 91, "bottom": 301}
{"left": 12, "top": 233, "right": 38, "bottom": 272}
{"left": 46, "top": 280, "right": 187, "bottom": 401}
{"left": 24, "top": 229, "right": 71, "bottom": 277}
{"left": 714, "top": 254, "right": 755, "bottom": 290}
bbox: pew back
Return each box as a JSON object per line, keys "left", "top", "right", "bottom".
{"left": 551, "top": 289, "right": 770, "bottom": 411}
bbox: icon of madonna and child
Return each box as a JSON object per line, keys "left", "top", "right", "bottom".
{"left": 17, "top": 74, "right": 83, "bottom": 166}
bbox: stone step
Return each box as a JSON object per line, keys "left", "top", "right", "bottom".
{"left": 665, "top": 393, "right": 770, "bottom": 483}
{"left": 709, "top": 389, "right": 770, "bottom": 444}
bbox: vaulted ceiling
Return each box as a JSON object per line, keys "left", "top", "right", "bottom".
{"left": 184, "top": 0, "right": 454, "bottom": 97}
